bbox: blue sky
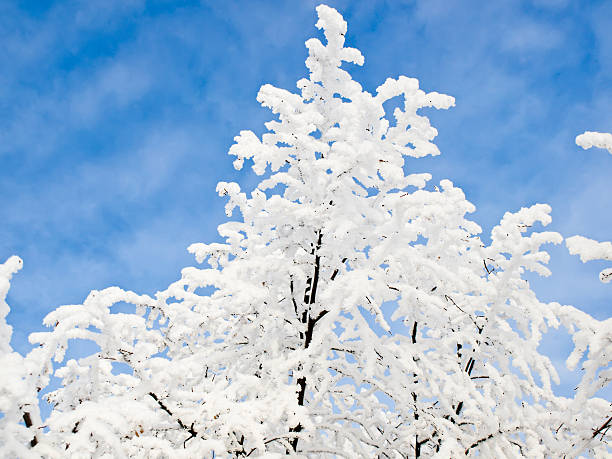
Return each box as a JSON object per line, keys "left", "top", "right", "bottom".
{"left": 1, "top": 0, "right": 611, "bottom": 397}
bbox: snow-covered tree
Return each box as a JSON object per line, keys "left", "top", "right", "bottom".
{"left": 1, "top": 4, "right": 610, "bottom": 458}
{"left": 0, "top": 256, "right": 44, "bottom": 458}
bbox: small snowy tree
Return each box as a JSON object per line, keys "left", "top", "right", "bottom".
{"left": 1, "top": 5, "right": 610, "bottom": 458}
{"left": 0, "top": 256, "right": 42, "bottom": 457}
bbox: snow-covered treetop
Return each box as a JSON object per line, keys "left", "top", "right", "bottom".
{"left": 0, "top": 4, "right": 610, "bottom": 458}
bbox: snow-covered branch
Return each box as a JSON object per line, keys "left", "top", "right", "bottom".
{"left": 1, "top": 4, "right": 610, "bottom": 458}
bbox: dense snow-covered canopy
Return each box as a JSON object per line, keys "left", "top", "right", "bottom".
{"left": 0, "top": 4, "right": 610, "bottom": 458}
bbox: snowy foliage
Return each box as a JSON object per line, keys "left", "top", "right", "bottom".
{"left": 566, "top": 236, "right": 612, "bottom": 284}
{"left": 1, "top": 4, "right": 611, "bottom": 458}
{"left": 567, "top": 131, "right": 612, "bottom": 284}
{"left": 576, "top": 131, "right": 612, "bottom": 155}
{"left": 0, "top": 256, "right": 44, "bottom": 458}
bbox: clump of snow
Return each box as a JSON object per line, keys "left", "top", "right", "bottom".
{"left": 566, "top": 235, "right": 612, "bottom": 283}
{"left": 576, "top": 131, "right": 612, "bottom": 155}
{"left": 0, "top": 256, "right": 22, "bottom": 353}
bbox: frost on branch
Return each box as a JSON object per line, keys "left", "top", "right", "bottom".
{"left": 1, "top": 4, "right": 611, "bottom": 458}
{"left": 0, "top": 255, "right": 22, "bottom": 353}
{"left": 566, "top": 236, "right": 612, "bottom": 283}
{"left": 0, "top": 256, "right": 42, "bottom": 458}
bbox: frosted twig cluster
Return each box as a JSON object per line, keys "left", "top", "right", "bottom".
{"left": 0, "top": 5, "right": 610, "bottom": 458}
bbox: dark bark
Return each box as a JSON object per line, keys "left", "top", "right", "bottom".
{"left": 290, "top": 230, "right": 326, "bottom": 453}
{"left": 149, "top": 392, "right": 197, "bottom": 446}
{"left": 592, "top": 415, "right": 612, "bottom": 439}
{"left": 410, "top": 322, "right": 428, "bottom": 457}
{"left": 455, "top": 325, "right": 483, "bottom": 417}
{"left": 465, "top": 432, "right": 494, "bottom": 455}
{"left": 22, "top": 412, "right": 38, "bottom": 447}
{"left": 330, "top": 257, "right": 347, "bottom": 281}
